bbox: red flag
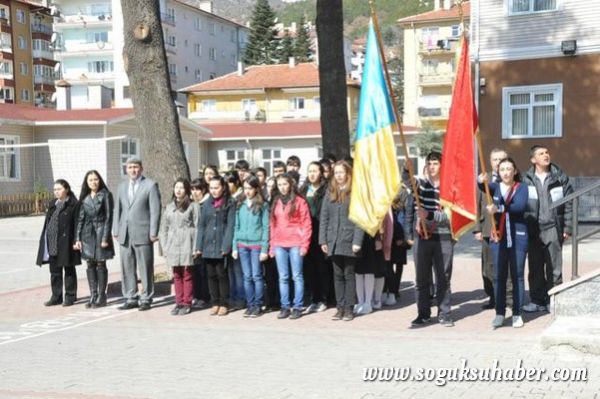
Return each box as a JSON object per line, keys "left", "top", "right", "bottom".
{"left": 439, "top": 37, "right": 479, "bottom": 239}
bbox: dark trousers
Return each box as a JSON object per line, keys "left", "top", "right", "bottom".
{"left": 204, "top": 258, "right": 229, "bottom": 307}
{"left": 332, "top": 255, "right": 356, "bottom": 310}
{"left": 384, "top": 263, "right": 403, "bottom": 294}
{"left": 192, "top": 258, "right": 210, "bottom": 302}
{"left": 528, "top": 228, "right": 563, "bottom": 306}
{"left": 49, "top": 256, "right": 77, "bottom": 301}
{"left": 263, "top": 257, "right": 280, "bottom": 309}
{"left": 491, "top": 237, "right": 527, "bottom": 316}
{"left": 482, "top": 237, "right": 513, "bottom": 306}
{"left": 415, "top": 237, "right": 454, "bottom": 318}
{"left": 305, "top": 245, "right": 332, "bottom": 304}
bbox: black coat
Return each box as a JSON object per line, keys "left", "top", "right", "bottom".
{"left": 36, "top": 195, "right": 82, "bottom": 267}
{"left": 300, "top": 182, "right": 327, "bottom": 247}
{"left": 318, "top": 192, "right": 364, "bottom": 258}
{"left": 195, "top": 196, "right": 236, "bottom": 259}
{"left": 76, "top": 188, "right": 115, "bottom": 261}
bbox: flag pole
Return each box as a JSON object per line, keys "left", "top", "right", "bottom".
{"left": 368, "top": 0, "right": 429, "bottom": 239}
{"left": 455, "top": 0, "right": 498, "bottom": 236}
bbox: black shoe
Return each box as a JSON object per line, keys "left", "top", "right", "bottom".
{"left": 289, "top": 309, "right": 302, "bottom": 320}
{"left": 138, "top": 303, "right": 151, "bottom": 311}
{"left": 44, "top": 297, "right": 62, "bottom": 306}
{"left": 178, "top": 306, "right": 192, "bottom": 315}
{"left": 95, "top": 266, "right": 108, "bottom": 308}
{"left": 243, "top": 307, "right": 253, "bottom": 318}
{"left": 342, "top": 309, "right": 354, "bottom": 321}
{"left": 118, "top": 302, "right": 138, "bottom": 310}
{"left": 250, "top": 307, "right": 263, "bottom": 318}
{"left": 411, "top": 316, "right": 431, "bottom": 327}
{"left": 171, "top": 305, "right": 182, "bottom": 316}
{"left": 332, "top": 308, "right": 344, "bottom": 320}
{"left": 481, "top": 301, "right": 495, "bottom": 310}
{"left": 62, "top": 299, "right": 75, "bottom": 307}
{"left": 438, "top": 315, "right": 455, "bottom": 327}
{"left": 277, "top": 308, "right": 291, "bottom": 319}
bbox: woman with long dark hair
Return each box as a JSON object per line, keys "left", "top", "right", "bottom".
{"left": 232, "top": 175, "right": 270, "bottom": 318}
{"left": 224, "top": 170, "right": 245, "bottom": 310}
{"left": 159, "top": 178, "right": 199, "bottom": 315}
{"left": 36, "top": 179, "right": 81, "bottom": 306}
{"left": 269, "top": 173, "right": 312, "bottom": 320}
{"left": 75, "top": 170, "right": 114, "bottom": 308}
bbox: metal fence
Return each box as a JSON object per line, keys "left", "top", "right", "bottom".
{"left": 0, "top": 192, "right": 51, "bottom": 217}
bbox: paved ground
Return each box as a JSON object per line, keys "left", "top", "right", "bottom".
{"left": 0, "top": 216, "right": 599, "bottom": 398}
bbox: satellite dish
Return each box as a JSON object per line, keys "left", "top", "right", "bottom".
{"left": 50, "top": 32, "right": 58, "bottom": 44}
{"left": 49, "top": 5, "right": 58, "bottom": 16}
{"left": 53, "top": 62, "right": 61, "bottom": 72}
{"left": 96, "top": 40, "right": 105, "bottom": 49}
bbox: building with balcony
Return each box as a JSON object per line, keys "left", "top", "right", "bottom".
{"left": 0, "top": 0, "right": 57, "bottom": 108}
{"left": 398, "top": 0, "right": 470, "bottom": 131}
{"left": 51, "top": 0, "right": 248, "bottom": 111}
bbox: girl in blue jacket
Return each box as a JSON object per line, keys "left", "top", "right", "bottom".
{"left": 479, "top": 157, "right": 529, "bottom": 329}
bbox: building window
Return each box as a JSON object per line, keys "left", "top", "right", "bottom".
{"left": 0, "top": 87, "right": 13, "bottom": 100}
{"left": 230, "top": 30, "right": 236, "bottom": 42}
{"left": 451, "top": 25, "right": 461, "bottom": 37}
{"left": 19, "top": 62, "right": 28, "bottom": 75}
{"left": 261, "top": 148, "right": 282, "bottom": 175}
{"left": 123, "top": 85, "right": 130, "bottom": 99}
{"left": 88, "top": 61, "right": 114, "bottom": 73}
{"left": 208, "top": 22, "right": 216, "bottom": 35}
{"left": 195, "top": 17, "right": 202, "bottom": 31}
{"left": 313, "top": 97, "right": 320, "bottom": 108}
{"left": 166, "top": 35, "right": 176, "bottom": 47}
{"left": 121, "top": 138, "right": 140, "bottom": 176}
{"left": 0, "top": 7, "right": 8, "bottom": 19}
{"left": 194, "top": 69, "right": 202, "bottom": 81}
{"left": 86, "top": 31, "right": 109, "bottom": 43}
{"left": 209, "top": 47, "right": 216, "bottom": 61}
{"left": 502, "top": 83, "right": 562, "bottom": 139}
{"left": 396, "top": 145, "right": 419, "bottom": 173}
{"left": 168, "top": 63, "right": 177, "bottom": 77}
{"left": 201, "top": 99, "right": 216, "bottom": 111}
{"left": 225, "top": 149, "right": 245, "bottom": 170}
{"left": 0, "top": 61, "right": 12, "bottom": 76}
{"left": 90, "top": 4, "right": 111, "bottom": 17}
{"left": 289, "top": 97, "right": 305, "bottom": 110}
{"left": 230, "top": 54, "right": 237, "bottom": 66}
{"left": 509, "top": 0, "right": 558, "bottom": 15}
{"left": 194, "top": 43, "right": 202, "bottom": 57}
{"left": 242, "top": 98, "right": 256, "bottom": 119}
{"left": 421, "top": 27, "right": 439, "bottom": 49}
{"left": 16, "top": 9, "right": 25, "bottom": 24}
{"left": 20, "top": 89, "right": 30, "bottom": 101}
{"left": 18, "top": 36, "right": 27, "bottom": 49}
{"left": 0, "top": 135, "right": 20, "bottom": 180}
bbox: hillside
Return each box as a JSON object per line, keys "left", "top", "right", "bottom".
{"left": 214, "top": 0, "right": 432, "bottom": 39}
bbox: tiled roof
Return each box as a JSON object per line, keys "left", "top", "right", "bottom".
{"left": 0, "top": 104, "right": 134, "bottom": 123}
{"left": 204, "top": 120, "right": 418, "bottom": 140}
{"left": 398, "top": 2, "right": 470, "bottom": 24}
{"left": 180, "top": 63, "right": 359, "bottom": 93}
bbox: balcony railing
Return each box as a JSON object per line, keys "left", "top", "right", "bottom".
{"left": 32, "top": 49, "right": 54, "bottom": 60}
{"left": 0, "top": 72, "right": 13, "bottom": 80}
{"left": 31, "top": 24, "right": 53, "bottom": 35}
{"left": 161, "top": 13, "right": 175, "bottom": 26}
{"left": 419, "top": 73, "right": 454, "bottom": 86}
{"left": 58, "top": 41, "right": 113, "bottom": 53}
{"left": 419, "top": 38, "right": 458, "bottom": 54}
{"left": 34, "top": 75, "right": 56, "bottom": 85}
{"left": 418, "top": 107, "right": 450, "bottom": 120}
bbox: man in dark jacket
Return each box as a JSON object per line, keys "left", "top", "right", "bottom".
{"left": 523, "top": 145, "right": 573, "bottom": 312}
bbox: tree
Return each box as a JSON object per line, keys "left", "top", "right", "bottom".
{"left": 294, "top": 15, "right": 311, "bottom": 62}
{"left": 413, "top": 123, "right": 444, "bottom": 156}
{"left": 243, "top": 0, "right": 279, "bottom": 65}
{"left": 316, "top": 0, "right": 350, "bottom": 160}
{"left": 120, "top": 0, "right": 190, "bottom": 206}
{"left": 278, "top": 30, "right": 295, "bottom": 62}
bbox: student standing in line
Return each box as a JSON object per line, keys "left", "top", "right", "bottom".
{"left": 269, "top": 173, "right": 312, "bottom": 320}
{"left": 190, "top": 178, "right": 210, "bottom": 308}
{"left": 75, "top": 170, "right": 114, "bottom": 308}
{"left": 253, "top": 167, "right": 269, "bottom": 200}
{"left": 201, "top": 165, "right": 219, "bottom": 202}
{"left": 194, "top": 176, "right": 236, "bottom": 316}
{"left": 37, "top": 179, "right": 81, "bottom": 306}
{"left": 300, "top": 161, "right": 331, "bottom": 313}
{"left": 232, "top": 175, "right": 270, "bottom": 318}
{"left": 224, "top": 170, "right": 245, "bottom": 311}
{"left": 159, "top": 178, "right": 199, "bottom": 316}
{"left": 234, "top": 160, "right": 251, "bottom": 183}
{"left": 478, "top": 158, "right": 529, "bottom": 329}
{"left": 319, "top": 160, "right": 364, "bottom": 321}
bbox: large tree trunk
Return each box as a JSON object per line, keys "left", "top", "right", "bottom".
{"left": 121, "top": 0, "right": 190, "bottom": 205}
{"left": 316, "top": 0, "right": 350, "bottom": 160}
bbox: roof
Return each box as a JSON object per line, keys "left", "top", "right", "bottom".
{"left": 203, "top": 120, "right": 418, "bottom": 141}
{"left": 398, "top": 2, "right": 470, "bottom": 24}
{"left": 180, "top": 63, "right": 360, "bottom": 93}
{"left": 171, "top": 0, "right": 248, "bottom": 30}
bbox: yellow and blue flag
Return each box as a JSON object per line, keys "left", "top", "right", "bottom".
{"left": 349, "top": 20, "right": 400, "bottom": 237}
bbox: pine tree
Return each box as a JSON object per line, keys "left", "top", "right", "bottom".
{"left": 294, "top": 15, "right": 311, "bottom": 62}
{"left": 243, "top": 0, "right": 279, "bottom": 65}
{"left": 278, "top": 30, "right": 295, "bottom": 63}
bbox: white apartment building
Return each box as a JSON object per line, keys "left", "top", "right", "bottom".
{"left": 50, "top": 0, "right": 248, "bottom": 110}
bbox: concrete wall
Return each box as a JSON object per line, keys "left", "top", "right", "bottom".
{"left": 0, "top": 122, "right": 34, "bottom": 195}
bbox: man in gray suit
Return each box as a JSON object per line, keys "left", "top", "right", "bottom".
{"left": 113, "top": 157, "right": 161, "bottom": 311}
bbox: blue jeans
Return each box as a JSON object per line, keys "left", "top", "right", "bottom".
{"left": 239, "top": 247, "right": 264, "bottom": 307}
{"left": 491, "top": 234, "right": 527, "bottom": 316}
{"left": 274, "top": 246, "right": 304, "bottom": 310}
{"left": 228, "top": 256, "right": 245, "bottom": 305}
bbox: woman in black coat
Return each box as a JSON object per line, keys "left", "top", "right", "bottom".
{"left": 75, "top": 170, "right": 115, "bottom": 308}
{"left": 36, "top": 179, "right": 81, "bottom": 306}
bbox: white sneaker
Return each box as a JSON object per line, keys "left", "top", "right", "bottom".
{"left": 359, "top": 302, "right": 373, "bottom": 315}
{"left": 306, "top": 303, "right": 319, "bottom": 313}
{"left": 492, "top": 315, "right": 504, "bottom": 329}
{"left": 384, "top": 293, "right": 397, "bottom": 306}
{"left": 354, "top": 303, "right": 363, "bottom": 314}
{"left": 316, "top": 302, "right": 328, "bottom": 312}
{"left": 372, "top": 300, "right": 382, "bottom": 310}
{"left": 512, "top": 316, "right": 524, "bottom": 328}
{"left": 522, "top": 303, "right": 547, "bottom": 313}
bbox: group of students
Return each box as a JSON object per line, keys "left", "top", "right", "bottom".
{"left": 35, "top": 143, "right": 572, "bottom": 329}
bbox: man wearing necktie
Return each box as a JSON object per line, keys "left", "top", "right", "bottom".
{"left": 113, "top": 157, "right": 161, "bottom": 311}
{"left": 473, "top": 148, "right": 512, "bottom": 310}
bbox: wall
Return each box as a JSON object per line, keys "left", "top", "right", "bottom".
{"left": 10, "top": 0, "right": 32, "bottom": 105}
{"left": 0, "top": 122, "right": 34, "bottom": 195}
